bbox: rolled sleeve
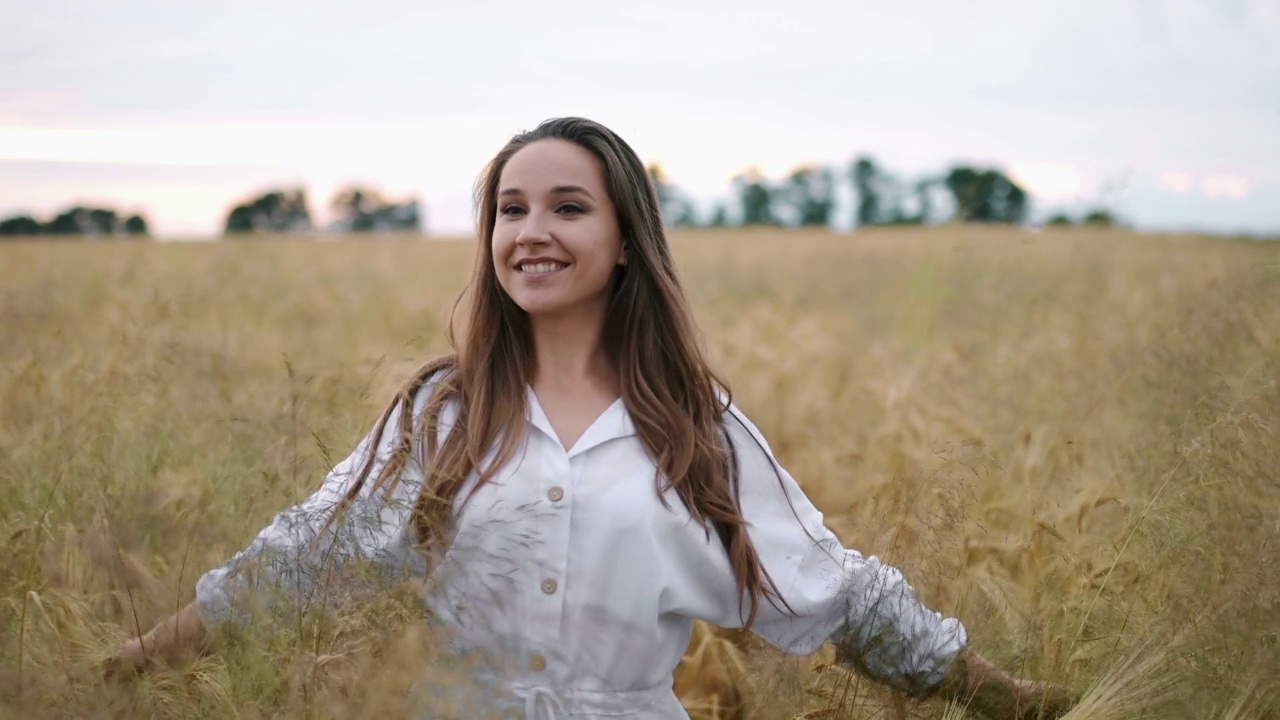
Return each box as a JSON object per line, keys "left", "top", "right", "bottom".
{"left": 828, "top": 551, "right": 967, "bottom": 697}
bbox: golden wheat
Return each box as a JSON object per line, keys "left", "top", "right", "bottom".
{"left": 1, "top": 227, "right": 1276, "bottom": 719}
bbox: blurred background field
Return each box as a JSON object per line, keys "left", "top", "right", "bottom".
{"left": 1, "top": 228, "right": 1276, "bottom": 718}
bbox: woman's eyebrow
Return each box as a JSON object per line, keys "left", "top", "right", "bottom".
{"left": 498, "top": 185, "right": 595, "bottom": 200}
{"left": 550, "top": 185, "right": 595, "bottom": 200}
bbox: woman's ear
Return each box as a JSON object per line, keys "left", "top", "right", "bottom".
{"left": 617, "top": 242, "right": 628, "bottom": 266}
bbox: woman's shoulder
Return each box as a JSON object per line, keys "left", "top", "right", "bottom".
{"left": 364, "top": 355, "right": 461, "bottom": 449}
{"left": 405, "top": 353, "right": 458, "bottom": 403}
{"left": 714, "top": 389, "right": 779, "bottom": 462}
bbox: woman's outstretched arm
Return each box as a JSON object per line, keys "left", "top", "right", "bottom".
{"left": 826, "top": 562, "right": 1078, "bottom": 718}
{"left": 104, "top": 383, "right": 441, "bottom": 679}
{"left": 719, "top": 403, "right": 1078, "bottom": 718}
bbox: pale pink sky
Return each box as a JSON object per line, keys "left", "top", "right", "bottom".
{"left": 2, "top": 0, "right": 1277, "bottom": 237}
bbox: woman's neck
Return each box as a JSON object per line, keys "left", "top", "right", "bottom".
{"left": 529, "top": 311, "right": 619, "bottom": 397}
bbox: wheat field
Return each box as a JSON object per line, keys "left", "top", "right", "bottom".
{"left": 1, "top": 228, "right": 1277, "bottom": 719}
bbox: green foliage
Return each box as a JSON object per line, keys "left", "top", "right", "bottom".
{"left": 781, "top": 166, "right": 835, "bottom": 227}
{"left": 123, "top": 215, "right": 149, "bottom": 235}
{"left": 328, "top": 187, "right": 421, "bottom": 234}
{"left": 732, "top": 168, "right": 778, "bottom": 227}
{"left": 943, "top": 166, "right": 1028, "bottom": 224}
{"left": 847, "top": 157, "right": 938, "bottom": 228}
{"left": 707, "top": 204, "right": 728, "bottom": 228}
{"left": 1083, "top": 209, "right": 1118, "bottom": 227}
{"left": 0, "top": 206, "right": 151, "bottom": 239}
{"left": 225, "top": 190, "right": 313, "bottom": 235}
{"left": 852, "top": 157, "right": 882, "bottom": 227}
{"left": 0, "top": 215, "right": 42, "bottom": 238}
{"left": 1043, "top": 209, "right": 1121, "bottom": 229}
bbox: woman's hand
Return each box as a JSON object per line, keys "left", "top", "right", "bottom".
{"left": 102, "top": 602, "right": 210, "bottom": 682}
{"left": 937, "top": 650, "right": 1078, "bottom": 720}
{"left": 102, "top": 635, "right": 153, "bottom": 680}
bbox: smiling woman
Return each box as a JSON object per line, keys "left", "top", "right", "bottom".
{"left": 493, "top": 140, "right": 627, "bottom": 333}
{"left": 104, "top": 117, "right": 1078, "bottom": 720}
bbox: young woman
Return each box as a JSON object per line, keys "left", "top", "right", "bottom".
{"left": 107, "top": 117, "right": 1077, "bottom": 719}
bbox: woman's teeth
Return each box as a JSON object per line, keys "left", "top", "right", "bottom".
{"left": 520, "top": 262, "right": 566, "bottom": 274}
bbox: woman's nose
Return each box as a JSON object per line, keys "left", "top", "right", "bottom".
{"left": 516, "top": 211, "right": 552, "bottom": 245}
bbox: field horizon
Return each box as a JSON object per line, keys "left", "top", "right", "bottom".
{"left": 2, "top": 227, "right": 1277, "bottom": 719}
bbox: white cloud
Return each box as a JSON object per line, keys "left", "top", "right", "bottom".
{"left": 1200, "top": 173, "right": 1251, "bottom": 199}
{"left": 1157, "top": 170, "right": 1253, "bottom": 200}
{"left": 1009, "top": 163, "right": 1088, "bottom": 200}
{"left": 1156, "top": 171, "right": 1195, "bottom": 194}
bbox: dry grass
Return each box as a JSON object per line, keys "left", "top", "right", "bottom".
{"left": 1, "top": 227, "right": 1277, "bottom": 719}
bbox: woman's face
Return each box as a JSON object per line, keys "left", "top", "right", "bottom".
{"left": 492, "top": 138, "right": 626, "bottom": 324}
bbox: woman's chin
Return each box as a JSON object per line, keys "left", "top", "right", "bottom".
{"left": 512, "top": 298, "right": 608, "bottom": 324}
{"left": 512, "top": 298, "right": 568, "bottom": 319}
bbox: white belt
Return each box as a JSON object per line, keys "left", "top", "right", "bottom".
{"left": 522, "top": 685, "right": 568, "bottom": 719}
{"left": 506, "top": 679, "right": 683, "bottom": 718}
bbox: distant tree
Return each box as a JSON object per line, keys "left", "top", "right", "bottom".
{"left": 88, "top": 208, "right": 118, "bottom": 235}
{"left": 851, "top": 156, "right": 883, "bottom": 227}
{"left": 732, "top": 168, "right": 777, "bottom": 226}
{"left": 224, "top": 189, "right": 312, "bottom": 235}
{"left": 1, "top": 207, "right": 148, "bottom": 239}
{"left": 41, "top": 206, "right": 139, "bottom": 236}
{"left": 328, "top": 186, "right": 421, "bottom": 233}
{"left": 1041, "top": 209, "right": 1116, "bottom": 228}
{"left": 0, "top": 215, "right": 42, "bottom": 237}
{"left": 707, "top": 204, "right": 728, "bottom": 228}
{"left": 850, "top": 156, "right": 927, "bottom": 227}
{"left": 909, "top": 178, "right": 938, "bottom": 225}
{"left": 780, "top": 166, "right": 835, "bottom": 227}
{"left": 943, "top": 166, "right": 1028, "bottom": 224}
{"left": 1082, "top": 209, "right": 1117, "bottom": 227}
{"left": 647, "top": 164, "right": 697, "bottom": 228}
{"left": 123, "top": 214, "right": 149, "bottom": 235}
{"left": 224, "top": 205, "right": 254, "bottom": 234}
{"left": 45, "top": 207, "right": 89, "bottom": 235}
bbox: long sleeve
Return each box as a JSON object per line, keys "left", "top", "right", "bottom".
{"left": 723, "top": 404, "right": 968, "bottom": 698}
{"left": 194, "top": 391, "right": 434, "bottom": 628}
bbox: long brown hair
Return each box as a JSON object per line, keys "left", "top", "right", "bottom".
{"left": 340, "top": 117, "right": 789, "bottom": 628}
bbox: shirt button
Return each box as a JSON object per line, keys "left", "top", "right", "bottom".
{"left": 547, "top": 486, "right": 564, "bottom": 502}
{"left": 529, "top": 654, "right": 547, "bottom": 672}
{"left": 541, "top": 578, "right": 558, "bottom": 594}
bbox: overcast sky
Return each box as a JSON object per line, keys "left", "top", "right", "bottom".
{"left": 2, "top": 0, "right": 1277, "bottom": 237}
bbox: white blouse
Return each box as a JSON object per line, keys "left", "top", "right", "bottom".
{"left": 195, "top": 375, "right": 967, "bottom": 719}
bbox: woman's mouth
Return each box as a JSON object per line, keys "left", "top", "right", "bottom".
{"left": 518, "top": 261, "right": 568, "bottom": 275}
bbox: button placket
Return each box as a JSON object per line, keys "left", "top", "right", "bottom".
{"left": 530, "top": 442, "right": 571, "bottom": 674}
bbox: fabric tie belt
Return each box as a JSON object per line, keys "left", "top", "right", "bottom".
{"left": 522, "top": 685, "right": 569, "bottom": 719}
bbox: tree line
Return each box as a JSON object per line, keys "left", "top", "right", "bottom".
{"left": 652, "top": 155, "right": 1114, "bottom": 230}
{"left": 0, "top": 207, "right": 149, "bottom": 239}
{"left": 221, "top": 186, "right": 422, "bottom": 235}
{"left": 0, "top": 184, "right": 424, "bottom": 241}
{"left": 0, "top": 157, "right": 1115, "bottom": 240}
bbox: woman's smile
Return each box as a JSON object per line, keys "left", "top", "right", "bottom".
{"left": 516, "top": 257, "right": 571, "bottom": 278}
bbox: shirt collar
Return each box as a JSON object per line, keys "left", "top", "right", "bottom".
{"left": 524, "top": 386, "right": 636, "bottom": 458}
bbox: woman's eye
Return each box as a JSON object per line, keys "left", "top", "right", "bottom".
{"left": 500, "top": 205, "right": 526, "bottom": 216}
{"left": 557, "top": 204, "right": 584, "bottom": 215}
